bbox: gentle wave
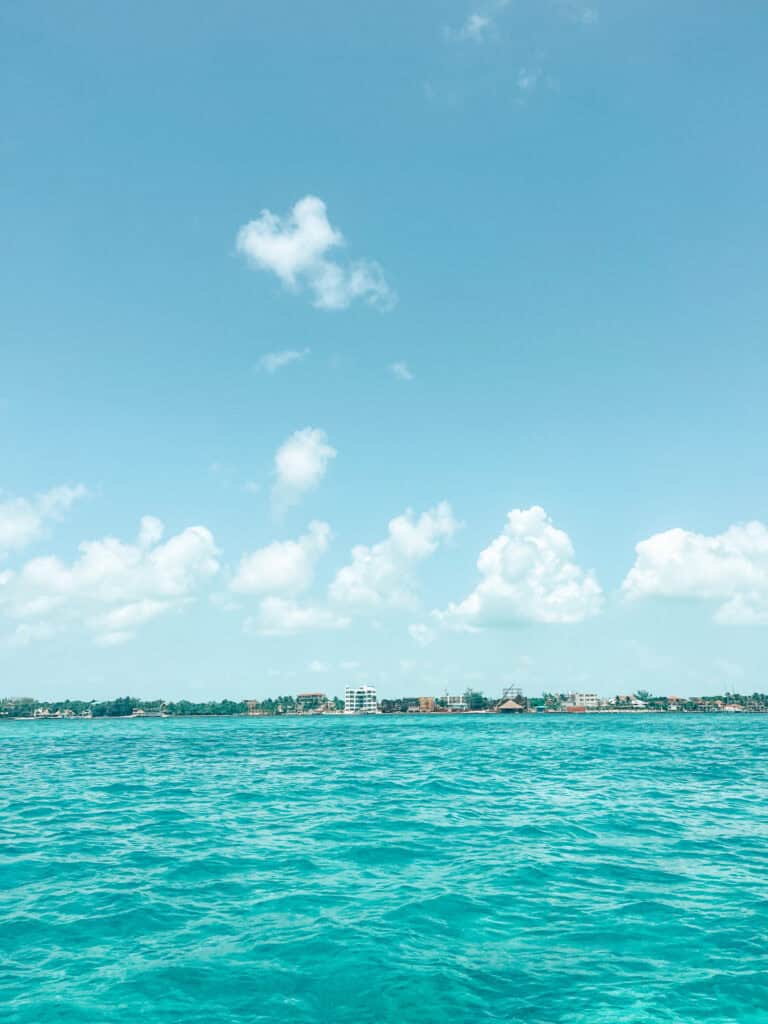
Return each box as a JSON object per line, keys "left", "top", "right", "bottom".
{"left": 2, "top": 715, "right": 768, "bottom": 1023}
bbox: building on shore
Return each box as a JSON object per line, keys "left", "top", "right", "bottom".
{"left": 296, "top": 692, "right": 327, "bottom": 713}
{"left": 380, "top": 697, "right": 420, "bottom": 714}
{"left": 419, "top": 696, "right": 436, "bottom": 713}
{"left": 566, "top": 692, "right": 601, "bottom": 710}
{"left": 446, "top": 695, "right": 468, "bottom": 711}
{"left": 497, "top": 698, "right": 526, "bottom": 714}
{"left": 608, "top": 695, "right": 648, "bottom": 709}
{"left": 344, "top": 684, "right": 379, "bottom": 714}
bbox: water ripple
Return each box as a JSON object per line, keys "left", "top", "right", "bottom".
{"left": 2, "top": 715, "right": 768, "bottom": 1022}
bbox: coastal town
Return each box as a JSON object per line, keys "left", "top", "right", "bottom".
{"left": 3, "top": 685, "right": 768, "bottom": 719}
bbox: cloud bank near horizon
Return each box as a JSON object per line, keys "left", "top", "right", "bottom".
{"left": 3, "top": 477, "right": 768, "bottom": 650}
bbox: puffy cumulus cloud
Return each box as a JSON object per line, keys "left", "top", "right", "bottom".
{"left": 438, "top": 506, "right": 603, "bottom": 628}
{"left": 0, "top": 516, "right": 219, "bottom": 646}
{"left": 329, "top": 502, "right": 459, "bottom": 609}
{"left": 246, "top": 597, "right": 350, "bottom": 637}
{"left": 272, "top": 428, "right": 336, "bottom": 511}
{"left": 0, "top": 484, "right": 87, "bottom": 559}
{"left": 236, "top": 196, "right": 395, "bottom": 311}
{"left": 227, "top": 497, "right": 460, "bottom": 639}
{"left": 257, "top": 348, "right": 310, "bottom": 374}
{"left": 622, "top": 521, "right": 768, "bottom": 624}
{"left": 230, "top": 521, "right": 331, "bottom": 596}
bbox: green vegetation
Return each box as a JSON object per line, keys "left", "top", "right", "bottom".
{"left": 464, "top": 689, "right": 490, "bottom": 711}
{"left": 0, "top": 697, "right": 251, "bottom": 718}
{"left": 0, "top": 695, "right": 345, "bottom": 718}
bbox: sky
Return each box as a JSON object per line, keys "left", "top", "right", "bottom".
{"left": 2, "top": 0, "right": 767, "bottom": 701}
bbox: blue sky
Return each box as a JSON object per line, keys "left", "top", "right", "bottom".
{"left": 2, "top": 1, "right": 767, "bottom": 700}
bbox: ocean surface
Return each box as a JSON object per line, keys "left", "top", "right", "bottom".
{"left": 2, "top": 714, "right": 768, "bottom": 1023}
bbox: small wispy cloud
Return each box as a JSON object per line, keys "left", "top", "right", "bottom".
{"left": 557, "top": 1, "right": 599, "bottom": 25}
{"left": 390, "top": 361, "right": 414, "bottom": 382}
{"left": 409, "top": 623, "right": 435, "bottom": 648}
{"left": 517, "top": 65, "right": 542, "bottom": 97}
{"left": 446, "top": 12, "right": 492, "bottom": 43}
{"left": 440, "top": 1, "right": 598, "bottom": 105}
{"left": 257, "top": 348, "right": 310, "bottom": 374}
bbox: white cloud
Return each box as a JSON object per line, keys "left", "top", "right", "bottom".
{"left": 138, "top": 515, "right": 164, "bottom": 548}
{"left": 390, "top": 361, "right": 414, "bottom": 381}
{"left": 89, "top": 598, "right": 172, "bottom": 647}
{"left": 409, "top": 622, "right": 436, "bottom": 647}
{"left": 450, "top": 0, "right": 597, "bottom": 45}
{"left": 0, "top": 484, "right": 87, "bottom": 559}
{"left": 622, "top": 520, "right": 768, "bottom": 624}
{"left": 5, "top": 622, "right": 59, "bottom": 648}
{"left": 330, "top": 502, "right": 459, "bottom": 609}
{"left": 230, "top": 521, "right": 331, "bottom": 596}
{"left": 437, "top": 506, "right": 603, "bottom": 628}
{"left": 236, "top": 195, "right": 395, "bottom": 311}
{"left": 0, "top": 516, "right": 219, "bottom": 645}
{"left": 246, "top": 597, "right": 350, "bottom": 636}
{"left": 257, "top": 348, "right": 310, "bottom": 374}
{"left": 309, "top": 659, "right": 329, "bottom": 673}
{"left": 447, "top": 12, "right": 492, "bottom": 42}
{"left": 272, "top": 428, "right": 336, "bottom": 511}
{"left": 557, "top": 1, "right": 599, "bottom": 24}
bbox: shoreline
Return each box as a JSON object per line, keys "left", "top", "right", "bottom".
{"left": 4, "top": 708, "right": 767, "bottom": 721}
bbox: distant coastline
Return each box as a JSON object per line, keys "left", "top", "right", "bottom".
{"left": 3, "top": 687, "right": 767, "bottom": 720}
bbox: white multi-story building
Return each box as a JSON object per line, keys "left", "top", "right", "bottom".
{"left": 567, "top": 692, "right": 601, "bottom": 710}
{"left": 344, "top": 685, "right": 379, "bottom": 714}
{"left": 446, "top": 695, "right": 467, "bottom": 711}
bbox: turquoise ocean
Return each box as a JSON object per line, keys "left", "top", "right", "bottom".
{"left": 2, "top": 715, "right": 767, "bottom": 1023}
